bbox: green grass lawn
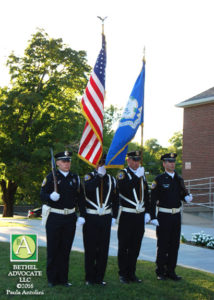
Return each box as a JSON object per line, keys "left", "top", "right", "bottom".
{"left": 0, "top": 242, "right": 213, "bottom": 300}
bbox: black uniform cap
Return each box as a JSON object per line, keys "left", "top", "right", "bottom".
{"left": 127, "top": 150, "right": 141, "bottom": 161}
{"left": 55, "top": 151, "right": 72, "bottom": 161}
{"left": 161, "top": 153, "right": 177, "bottom": 162}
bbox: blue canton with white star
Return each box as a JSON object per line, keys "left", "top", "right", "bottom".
{"left": 94, "top": 34, "right": 106, "bottom": 87}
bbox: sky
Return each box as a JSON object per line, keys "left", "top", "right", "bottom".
{"left": 1, "top": 0, "right": 214, "bottom": 146}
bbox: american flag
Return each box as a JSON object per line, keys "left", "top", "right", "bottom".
{"left": 78, "top": 34, "right": 106, "bottom": 167}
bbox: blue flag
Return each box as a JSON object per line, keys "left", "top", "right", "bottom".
{"left": 105, "top": 60, "right": 145, "bottom": 168}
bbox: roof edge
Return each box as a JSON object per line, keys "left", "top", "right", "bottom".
{"left": 175, "top": 97, "right": 214, "bottom": 108}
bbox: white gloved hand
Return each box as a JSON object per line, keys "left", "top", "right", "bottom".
{"left": 50, "top": 191, "right": 60, "bottom": 201}
{"left": 111, "top": 218, "right": 116, "bottom": 226}
{"left": 135, "top": 167, "right": 145, "bottom": 178}
{"left": 76, "top": 217, "right": 85, "bottom": 226}
{"left": 150, "top": 219, "right": 159, "bottom": 226}
{"left": 97, "top": 166, "right": 106, "bottom": 177}
{"left": 144, "top": 213, "right": 151, "bottom": 224}
{"left": 185, "top": 194, "right": 193, "bottom": 203}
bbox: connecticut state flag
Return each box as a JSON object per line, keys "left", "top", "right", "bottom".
{"left": 105, "top": 60, "right": 145, "bottom": 168}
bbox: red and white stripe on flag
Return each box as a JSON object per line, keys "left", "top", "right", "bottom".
{"left": 78, "top": 34, "right": 106, "bottom": 167}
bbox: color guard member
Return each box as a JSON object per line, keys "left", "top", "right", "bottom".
{"left": 117, "top": 151, "right": 151, "bottom": 284}
{"left": 40, "top": 151, "right": 86, "bottom": 287}
{"left": 150, "top": 153, "right": 193, "bottom": 281}
{"left": 83, "top": 154, "right": 119, "bottom": 286}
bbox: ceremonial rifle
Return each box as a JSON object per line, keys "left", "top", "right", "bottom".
{"left": 50, "top": 148, "right": 58, "bottom": 193}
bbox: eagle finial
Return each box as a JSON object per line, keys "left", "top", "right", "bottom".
{"left": 97, "top": 16, "right": 108, "bottom": 23}
{"left": 97, "top": 16, "right": 108, "bottom": 34}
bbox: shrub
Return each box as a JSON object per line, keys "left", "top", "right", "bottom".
{"left": 191, "top": 231, "right": 214, "bottom": 249}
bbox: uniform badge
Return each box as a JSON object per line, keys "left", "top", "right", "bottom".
{"left": 41, "top": 178, "right": 47, "bottom": 187}
{"left": 70, "top": 181, "right": 73, "bottom": 186}
{"left": 73, "top": 178, "right": 76, "bottom": 184}
{"left": 170, "top": 153, "right": 174, "bottom": 158}
{"left": 64, "top": 150, "right": 69, "bottom": 156}
{"left": 84, "top": 174, "right": 91, "bottom": 181}
{"left": 163, "top": 184, "right": 170, "bottom": 189}
{"left": 151, "top": 180, "right": 157, "bottom": 189}
{"left": 117, "top": 172, "right": 125, "bottom": 180}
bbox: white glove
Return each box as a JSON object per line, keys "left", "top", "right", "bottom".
{"left": 150, "top": 219, "right": 159, "bottom": 226}
{"left": 135, "top": 167, "right": 144, "bottom": 178}
{"left": 144, "top": 213, "right": 151, "bottom": 224}
{"left": 185, "top": 194, "right": 193, "bottom": 203}
{"left": 111, "top": 218, "right": 116, "bottom": 226}
{"left": 97, "top": 166, "right": 106, "bottom": 177}
{"left": 76, "top": 217, "right": 85, "bottom": 226}
{"left": 50, "top": 191, "right": 60, "bottom": 201}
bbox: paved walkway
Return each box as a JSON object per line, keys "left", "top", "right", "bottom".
{"left": 0, "top": 213, "right": 214, "bottom": 274}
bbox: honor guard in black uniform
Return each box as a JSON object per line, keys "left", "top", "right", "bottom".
{"left": 40, "top": 151, "right": 86, "bottom": 287}
{"left": 83, "top": 154, "right": 119, "bottom": 286}
{"left": 150, "top": 153, "right": 193, "bottom": 281}
{"left": 117, "top": 151, "right": 151, "bottom": 284}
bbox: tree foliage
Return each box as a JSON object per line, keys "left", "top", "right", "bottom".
{"left": 0, "top": 29, "right": 91, "bottom": 215}
{"left": 127, "top": 131, "right": 183, "bottom": 183}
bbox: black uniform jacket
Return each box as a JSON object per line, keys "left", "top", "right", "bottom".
{"left": 117, "top": 167, "right": 150, "bottom": 212}
{"left": 150, "top": 171, "right": 188, "bottom": 219}
{"left": 84, "top": 170, "right": 119, "bottom": 218}
{"left": 40, "top": 170, "right": 86, "bottom": 217}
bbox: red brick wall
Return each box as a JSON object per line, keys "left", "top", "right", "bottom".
{"left": 182, "top": 103, "right": 214, "bottom": 180}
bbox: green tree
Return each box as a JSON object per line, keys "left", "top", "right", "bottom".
{"left": 168, "top": 131, "right": 183, "bottom": 174}
{"left": 103, "top": 105, "right": 121, "bottom": 153}
{"left": 143, "top": 139, "right": 166, "bottom": 179}
{"left": 144, "top": 138, "right": 161, "bottom": 155}
{"left": 0, "top": 29, "right": 91, "bottom": 217}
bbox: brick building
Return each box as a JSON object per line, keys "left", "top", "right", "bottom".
{"left": 176, "top": 87, "right": 214, "bottom": 181}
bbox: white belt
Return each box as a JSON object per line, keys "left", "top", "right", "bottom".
{"left": 86, "top": 208, "right": 112, "bottom": 216}
{"left": 121, "top": 206, "right": 145, "bottom": 214}
{"left": 158, "top": 207, "right": 181, "bottom": 214}
{"left": 50, "top": 207, "right": 75, "bottom": 215}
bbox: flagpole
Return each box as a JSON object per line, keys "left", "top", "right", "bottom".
{"left": 141, "top": 125, "right": 144, "bottom": 165}
{"left": 97, "top": 16, "right": 107, "bottom": 34}
{"left": 141, "top": 47, "right": 146, "bottom": 166}
{"left": 96, "top": 16, "right": 107, "bottom": 207}
{"left": 96, "top": 16, "right": 107, "bottom": 169}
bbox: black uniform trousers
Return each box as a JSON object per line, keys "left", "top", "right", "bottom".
{"left": 83, "top": 214, "right": 112, "bottom": 282}
{"left": 156, "top": 212, "right": 181, "bottom": 276}
{"left": 118, "top": 211, "right": 145, "bottom": 279}
{"left": 46, "top": 212, "right": 77, "bottom": 284}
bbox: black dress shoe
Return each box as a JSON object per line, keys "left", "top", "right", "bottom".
{"left": 96, "top": 281, "right": 107, "bottom": 286}
{"left": 63, "top": 282, "right": 72, "bottom": 287}
{"left": 129, "top": 276, "right": 142, "bottom": 283}
{"left": 119, "top": 276, "right": 129, "bottom": 284}
{"left": 167, "top": 273, "right": 182, "bottom": 281}
{"left": 157, "top": 275, "right": 167, "bottom": 280}
{"left": 48, "top": 282, "right": 55, "bottom": 287}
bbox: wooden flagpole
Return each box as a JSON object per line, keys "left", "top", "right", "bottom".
{"left": 97, "top": 16, "right": 107, "bottom": 34}
{"left": 139, "top": 47, "right": 146, "bottom": 203}
{"left": 141, "top": 47, "right": 146, "bottom": 166}
{"left": 97, "top": 16, "right": 107, "bottom": 209}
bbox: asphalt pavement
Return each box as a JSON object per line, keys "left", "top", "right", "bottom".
{"left": 0, "top": 212, "right": 214, "bottom": 274}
